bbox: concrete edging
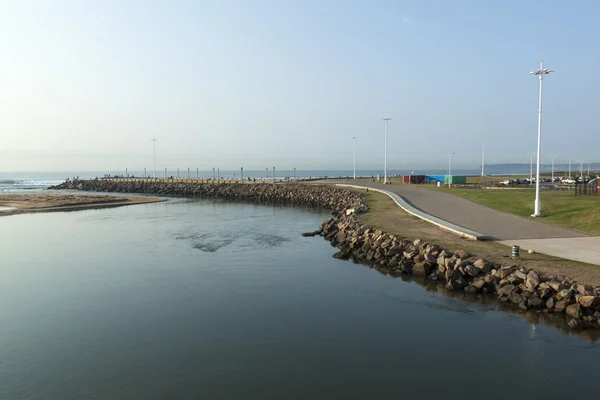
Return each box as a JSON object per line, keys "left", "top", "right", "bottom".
{"left": 336, "top": 184, "right": 487, "bottom": 241}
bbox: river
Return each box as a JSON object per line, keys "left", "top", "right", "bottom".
{"left": 1, "top": 199, "right": 598, "bottom": 399}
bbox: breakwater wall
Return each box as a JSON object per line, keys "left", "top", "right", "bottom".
{"left": 317, "top": 214, "right": 600, "bottom": 330}
{"left": 49, "top": 180, "right": 368, "bottom": 214}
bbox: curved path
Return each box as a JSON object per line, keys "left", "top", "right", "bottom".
{"left": 323, "top": 181, "right": 587, "bottom": 241}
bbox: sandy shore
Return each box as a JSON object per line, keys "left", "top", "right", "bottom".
{"left": 0, "top": 193, "right": 165, "bottom": 216}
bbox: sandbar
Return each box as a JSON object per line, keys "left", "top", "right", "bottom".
{"left": 0, "top": 193, "right": 165, "bottom": 216}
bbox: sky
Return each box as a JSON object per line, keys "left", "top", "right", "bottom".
{"left": 1, "top": 0, "right": 599, "bottom": 172}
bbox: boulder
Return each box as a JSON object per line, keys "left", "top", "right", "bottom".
{"left": 473, "top": 259, "right": 492, "bottom": 273}
{"left": 548, "top": 281, "right": 566, "bottom": 292}
{"left": 497, "top": 284, "right": 517, "bottom": 297}
{"left": 508, "top": 292, "right": 523, "bottom": 304}
{"left": 424, "top": 253, "right": 437, "bottom": 264}
{"left": 332, "top": 251, "right": 350, "bottom": 260}
{"left": 472, "top": 277, "right": 486, "bottom": 290}
{"left": 528, "top": 295, "right": 543, "bottom": 308}
{"left": 578, "top": 296, "right": 600, "bottom": 308}
{"left": 526, "top": 271, "right": 540, "bottom": 290}
{"left": 575, "top": 284, "right": 593, "bottom": 296}
{"left": 554, "top": 299, "right": 570, "bottom": 312}
{"left": 497, "top": 265, "right": 516, "bottom": 279}
{"left": 545, "top": 297, "right": 555, "bottom": 310}
{"left": 437, "top": 255, "right": 447, "bottom": 267}
{"left": 538, "top": 287, "right": 553, "bottom": 299}
{"left": 446, "top": 276, "right": 467, "bottom": 290}
{"left": 301, "top": 231, "right": 319, "bottom": 237}
{"left": 361, "top": 241, "right": 372, "bottom": 252}
{"left": 514, "top": 270, "right": 527, "bottom": 281}
{"left": 412, "top": 262, "right": 435, "bottom": 276}
{"left": 483, "top": 274, "right": 496, "bottom": 285}
{"left": 559, "top": 289, "right": 574, "bottom": 300}
{"left": 566, "top": 304, "right": 581, "bottom": 319}
{"left": 464, "top": 264, "right": 481, "bottom": 277}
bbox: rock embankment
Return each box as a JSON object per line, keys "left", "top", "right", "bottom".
{"left": 318, "top": 214, "right": 600, "bottom": 330}
{"left": 50, "top": 180, "right": 368, "bottom": 214}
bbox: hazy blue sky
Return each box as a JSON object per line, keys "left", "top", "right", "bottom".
{"left": 1, "top": 0, "right": 598, "bottom": 171}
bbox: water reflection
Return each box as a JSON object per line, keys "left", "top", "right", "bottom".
{"left": 357, "top": 259, "right": 600, "bottom": 342}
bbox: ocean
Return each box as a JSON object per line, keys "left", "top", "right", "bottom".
{"left": 0, "top": 163, "right": 580, "bottom": 193}
{"left": 1, "top": 199, "right": 599, "bottom": 399}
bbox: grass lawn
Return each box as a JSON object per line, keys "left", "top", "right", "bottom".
{"left": 437, "top": 189, "right": 600, "bottom": 235}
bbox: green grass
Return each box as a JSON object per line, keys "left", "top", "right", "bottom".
{"left": 437, "top": 189, "right": 600, "bottom": 235}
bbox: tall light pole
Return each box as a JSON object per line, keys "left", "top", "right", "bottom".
{"left": 530, "top": 60, "right": 554, "bottom": 217}
{"left": 575, "top": 160, "right": 584, "bottom": 180}
{"left": 587, "top": 162, "right": 590, "bottom": 177}
{"left": 352, "top": 136, "right": 358, "bottom": 179}
{"left": 481, "top": 143, "right": 485, "bottom": 177}
{"left": 568, "top": 159, "right": 571, "bottom": 179}
{"left": 448, "top": 152, "right": 455, "bottom": 176}
{"left": 528, "top": 152, "right": 535, "bottom": 182}
{"left": 151, "top": 137, "right": 157, "bottom": 179}
{"left": 383, "top": 115, "right": 391, "bottom": 184}
{"left": 549, "top": 155, "right": 556, "bottom": 181}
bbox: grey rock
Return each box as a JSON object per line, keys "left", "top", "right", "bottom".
{"left": 526, "top": 271, "right": 540, "bottom": 290}
{"left": 464, "top": 265, "right": 481, "bottom": 277}
{"left": 497, "top": 284, "right": 517, "bottom": 297}
{"left": 332, "top": 251, "right": 350, "bottom": 260}
{"left": 578, "top": 296, "right": 600, "bottom": 308}
{"left": 514, "top": 270, "right": 527, "bottom": 281}
{"left": 554, "top": 299, "right": 570, "bottom": 312}
{"left": 528, "top": 295, "right": 543, "bottom": 308}
{"left": 566, "top": 304, "right": 581, "bottom": 319}
{"left": 497, "top": 266, "right": 516, "bottom": 279}
{"left": 508, "top": 292, "right": 523, "bottom": 304}
{"left": 473, "top": 259, "right": 492, "bottom": 273}
{"left": 559, "top": 289, "right": 574, "bottom": 300}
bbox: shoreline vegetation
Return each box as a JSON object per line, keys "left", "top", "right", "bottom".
{"left": 0, "top": 194, "right": 165, "bottom": 216}
{"left": 49, "top": 179, "right": 600, "bottom": 332}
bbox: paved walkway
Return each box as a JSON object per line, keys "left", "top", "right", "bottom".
{"left": 497, "top": 237, "right": 600, "bottom": 266}
{"left": 321, "top": 180, "right": 599, "bottom": 265}
{"left": 334, "top": 181, "right": 587, "bottom": 241}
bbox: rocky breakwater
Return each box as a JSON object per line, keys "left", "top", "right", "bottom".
{"left": 318, "top": 214, "right": 600, "bottom": 330}
{"left": 50, "top": 180, "right": 368, "bottom": 215}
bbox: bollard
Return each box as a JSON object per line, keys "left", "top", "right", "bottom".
{"left": 512, "top": 245, "right": 520, "bottom": 258}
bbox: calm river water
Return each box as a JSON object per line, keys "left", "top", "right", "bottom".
{"left": 1, "top": 199, "right": 599, "bottom": 399}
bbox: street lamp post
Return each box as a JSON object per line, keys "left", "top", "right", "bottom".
{"left": 587, "top": 162, "right": 590, "bottom": 177}
{"left": 481, "top": 143, "right": 485, "bottom": 177}
{"left": 448, "top": 152, "right": 455, "bottom": 176}
{"left": 383, "top": 116, "right": 391, "bottom": 184}
{"left": 352, "top": 136, "right": 358, "bottom": 179}
{"left": 530, "top": 60, "right": 554, "bottom": 217}
{"left": 528, "top": 152, "right": 535, "bottom": 182}
{"left": 151, "top": 137, "right": 157, "bottom": 179}
{"left": 575, "top": 160, "right": 584, "bottom": 180}
{"left": 549, "top": 156, "right": 556, "bottom": 182}
{"left": 568, "top": 159, "right": 571, "bottom": 179}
